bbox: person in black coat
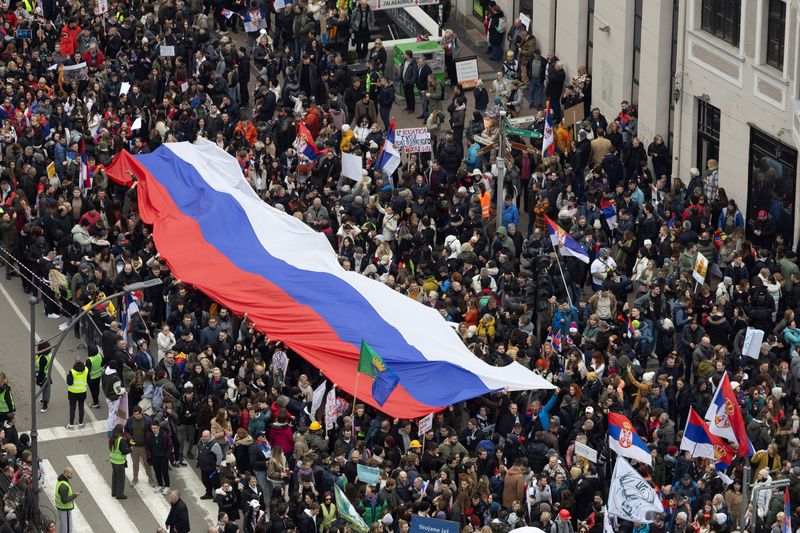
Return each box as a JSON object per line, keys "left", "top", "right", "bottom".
{"left": 377, "top": 78, "right": 395, "bottom": 130}
{"left": 238, "top": 48, "right": 252, "bottom": 108}
{"left": 165, "top": 490, "right": 190, "bottom": 533}
{"left": 297, "top": 503, "right": 321, "bottom": 533}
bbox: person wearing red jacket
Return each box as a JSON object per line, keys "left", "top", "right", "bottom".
{"left": 81, "top": 43, "right": 105, "bottom": 70}
{"left": 59, "top": 19, "right": 81, "bottom": 53}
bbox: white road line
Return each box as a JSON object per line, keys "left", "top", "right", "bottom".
{"left": 41, "top": 459, "right": 92, "bottom": 532}
{"left": 38, "top": 420, "right": 108, "bottom": 442}
{"left": 67, "top": 454, "right": 141, "bottom": 532}
{"left": 0, "top": 282, "right": 97, "bottom": 422}
{"left": 171, "top": 466, "right": 218, "bottom": 526}
{"left": 124, "top": 463, "right": 171, "bottom": 525}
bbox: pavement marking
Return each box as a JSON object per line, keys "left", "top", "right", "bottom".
{"left": 38, "top": 420, "right": 108, "bottom": 442}
{"left": 41, "top": 458, "right": 92, "bottom": 532}
{"left": 124, "top": 463, "right": 171, "bottom": 526}
{"left": 67, "top": 454, "right": 141, "bottom": 532}
{"left": 0, "top": 282, "right": 97, "bottom": 422}
{"left": 171, "top": 465, "right": 218, "bottom": 526}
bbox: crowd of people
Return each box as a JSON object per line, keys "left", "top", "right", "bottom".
{"left": 0, "top": 0, "right": 796, "bottom": 532}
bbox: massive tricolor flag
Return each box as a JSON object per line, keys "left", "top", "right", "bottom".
{"left": 545, "top": 215, "right": 590, "bottom": 263}
{"left": 704, "top": 372, "right": 755, "bottom": 457}
{"left": 374, "top": 119, "right": 401, "bottom": 179}
{"left": 542, "top": 101, "right": 555, "bottom": 156}
{"left": 105, "top": 139, "right": 554, "bottom": 417}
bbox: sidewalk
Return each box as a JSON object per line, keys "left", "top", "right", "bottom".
{"left": 446, "top": 10, "right": 502, "bottom": 78}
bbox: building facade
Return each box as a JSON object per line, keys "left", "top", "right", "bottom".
{"left": 460, "top": 0, "right": 800, "bottom": 242}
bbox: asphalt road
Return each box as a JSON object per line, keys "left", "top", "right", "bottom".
{"left": 0, "top": 273, "right": 221, "bottom": 533}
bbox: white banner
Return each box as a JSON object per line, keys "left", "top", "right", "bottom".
{"left": 608, "top": 457, "right": 664, "bottom": 523}
{"left": 325, "top": 387, "right": 337, "bottom": 431}
{"left": 367, "top": 0, "right": 437, "bottom": 9}
{"left": 311, "top": 381, "right": 326, "bottom": 421}
{"left": 394, "top": 128, "right": 432, "bottom": 153}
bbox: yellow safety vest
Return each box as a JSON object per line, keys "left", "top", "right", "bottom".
{"left": 21, "top": 0, "right": 34, "bottom": 12}
{"left": 37, "top": 353, "right": 52, "bottom": 381}
{"left": 109, "top": 436, "right": 126, "bottom": 465}
{"left": 55, "top": 479, "right": 74, "bottom": 510}
{"left": 67, "top": 368, "right": 88, "bottom": 394}
{"left": 0, "top": 388, "right": 13, "bottom": 413}
{"left": 87, "top": 353, "right": 103, "bottom": 380}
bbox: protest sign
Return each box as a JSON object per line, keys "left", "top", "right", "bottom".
{"left": 395, "top": 128, "right": 431, "bottom": 153}
{"left": 574, "top": 441, "right": 597, "bottom": 463}
{"left": 160, "top": 45, "right": 175, "bottom": 57}
{"left": 692, "top": 254, "right": 708, "bottom": 284}
{"left": 341, "top": 152, "right": 363, "bottom": 181}
{"left": 356, "top": 464, "right": 381, "bottom": 485}
{"left": 742, "top": 328, "right": 765, "bottom": 359}
{"left": 410, "top": 516, "right": 459, "bottom": 533}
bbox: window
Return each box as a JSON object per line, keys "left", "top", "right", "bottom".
{"left": 696, "top": 99, "right": 721, "bottom": 171}
{"left": 766, "top": 0, "right": 786, "bottom": 70}
{"left": 701, "top": 0, "right": 741, "bottom": 47}
{"left": 747, "top": 127, "right": 797, "bottom": 242}
{"left": 631, "top": 0, "right": 642, "bottom": 104}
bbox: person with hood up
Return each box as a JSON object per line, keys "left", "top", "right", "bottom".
{"left": 492, "top": 227, "right": 516, "bottom": 257}
{"left": 65, "top": 355, "right": 88, "bottom": 429}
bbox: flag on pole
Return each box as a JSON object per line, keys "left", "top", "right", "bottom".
{"left": 358, "top": 340, "right": 400, "bottom": 407}
{"left": 545, "top": 215, "right": 590, "bottom": 263}
{"left": 608, "top": 412, "right": 652, "bottom": 466}
{"left": 784, "top": 487, "right": 792, "bottom": 533}
{"left": 220, "top": 8, "right": 235, "bottom": 17}
{"left": 120, "top": 292, "right": 140, "bottom": 343}
{"left": 546, "top": 328, "right": 562, "bottom": 352}
{"left": 294, "top": 121, "right": 329, "bottom": 161}
{"left": 607, "top": 456, "right": 663, "bottom": 523}
{"left": 79, "top": 139, "right": 93, "bottom": 194}
{"left": 374, "top": 119, "right": 401, "bottom": 179}
{"left": 603, "top": 507, "right": 616, "bottom": 533}
{"left": 601, "top": 199, "right": 618, "bottom": 230}
{"left": 681, "top": 407, "right": 735, "bottom": 468}
{"left": 704, "top": 372, "right": 755, "bottom": 457}
{"left": 310, "top": 381, "right": 327, "bottom": 421}
{"left": 334, "top": 483, "right": 369, "bottom": 532}
{"left": 542, "top": 101, "right": 555, "bottom": 156}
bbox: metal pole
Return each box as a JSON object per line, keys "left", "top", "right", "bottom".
{"left": 740, "top": 463, "right": 750, "bottom": 532}
{"left": 29, "top": 292, "right": 39, "bottom": 512}
{"left": 549, "top": 238, "right": 573, "bottom": 307}
{"left": 496, "top": 110, "right": 507, "bottom": 232}
{"left": 438, "top": 4, "right": 443, "bottom": 37}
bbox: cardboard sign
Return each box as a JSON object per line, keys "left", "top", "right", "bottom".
{"left": 356, "top": 464, "right": 381, "bottom": 485}
{"left": 418, "top": 412, "right": 433, "bottom": 434}
{"left": 742, "top": 328, "right": 765, "bottom": 359}
{"left": 574, "top": 441, "right": 597, "bottom": 463}
{"left": 95, "top": 0, "right": 108, "bottom": 14}
{"left": 692, "top": 254, "right": 708, "bottom": 284}
{"left": 341, "top": 152, "right": 362, "bottom": 181}
{"left": 455, "top": 56, "right": 479, "bottom": 89}
{"left": 160, "top": 45, "right": 175, "bottom": 57}
{"left": 46, "top": 162, "right": 56, "bottom": 178}
{"left": 395, "top": 128, "right": 432, "bottom": 153}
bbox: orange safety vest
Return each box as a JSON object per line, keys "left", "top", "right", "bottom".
{"left": 480, "top": 191, "right": 491, "bottom": 219}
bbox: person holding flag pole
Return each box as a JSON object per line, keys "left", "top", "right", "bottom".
{"left": 544, "top": 215, "right": 589, "bottom": 306}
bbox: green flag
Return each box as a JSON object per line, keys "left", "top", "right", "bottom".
{"left": 358, "top": 340, "right": 378, "bottom": 376}
{"left": 334, "top": 483, "right": 369, "bottom": 533}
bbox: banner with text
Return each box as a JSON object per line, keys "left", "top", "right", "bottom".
{"left": 395, "top": 128, "right": 432, "bottom": 153}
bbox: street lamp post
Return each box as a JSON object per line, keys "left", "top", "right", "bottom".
{"left": 28, "top": 278, "right": 163, "bottom": 514}
{"left": 495, "top": 110, "right": 507, "bottom": 232}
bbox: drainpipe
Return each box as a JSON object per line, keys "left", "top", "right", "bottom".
{"left": 671, "top": 0, "right": 688, "bottom": 183}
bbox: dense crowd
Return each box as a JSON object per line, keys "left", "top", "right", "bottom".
{"left": 0, "top": 0, "right": 797, "bottom": 532}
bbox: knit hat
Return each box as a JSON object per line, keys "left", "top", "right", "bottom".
{"left": 569, "top": 322, "right": 577, "bottom": 333}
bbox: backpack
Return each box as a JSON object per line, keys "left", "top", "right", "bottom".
{"left": 152, "top": 383, "right": 165, "bottom": 412}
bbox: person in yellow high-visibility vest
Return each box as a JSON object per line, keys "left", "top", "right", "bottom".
{"left": 109, "top": 423, "right": 130, "bottom": 499}
{"left": 65, "top": 356, "right": 88, "bottom": 430}
{"left": 55, "top": 466, "right": 81, "bottom": 533}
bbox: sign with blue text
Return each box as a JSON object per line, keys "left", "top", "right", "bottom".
{"left": 411, "top": 516, "right": 460, "bottom": 533}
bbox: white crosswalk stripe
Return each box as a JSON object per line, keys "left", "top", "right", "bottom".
{"left": 41, "top": 459, "right": 92, "bottom": 532}
{"left": 38, "top": 420, "right": 108, "bottom": 442}
{"left": 67, "top": 454, "right": 141, "bottom": 532}
{"left": 172, "top": 465, "right": 218, "bottom": 526}
{"left": 124, "top": 463, "right": 172, "bottom": 525}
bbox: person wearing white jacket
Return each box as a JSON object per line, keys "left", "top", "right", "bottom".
{"left": 157, "top": 325, "right": 176, "bottom": 362}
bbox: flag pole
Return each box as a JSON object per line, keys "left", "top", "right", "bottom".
{"left": 549, "top": 237, "right": 573, "bottom": 307}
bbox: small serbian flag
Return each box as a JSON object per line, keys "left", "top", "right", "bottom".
{"left": 681, "top": 407, "right": 735, "bottom": 470}
{"left": 784, "top": 487, "right": 792, "bottom": 533}
{"left": 608, "top": 412, "right": 652, "bottom": 466}
{"left": 627, "top": 316, "right": 634, "bottom": 338}
{"left": 545, "top": 215, "right": 590, "bottom": 263}
{"left": 294, "top": 121, "right": 329, "bottom": 161}
{"left": 704, "top": 372, "right": 755, "bottom": 457}
{"left": 221, "top": 8, "right": 235, "bottom": 18}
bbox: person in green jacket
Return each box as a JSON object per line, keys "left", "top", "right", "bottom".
{"left": 360, "top": 484, "right": 387, "bottom": 525}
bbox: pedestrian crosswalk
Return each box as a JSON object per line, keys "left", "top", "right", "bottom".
{"left": 41, "top": 459, "right": 92, "bottom": 532}
{"left": 38, "top": 420, "right": 108, "bottom": 442}
{"left": 42, "top": 454, "right": 220, "bottom": 532}
{"left": 67, "top": 454, "right": 142, "bottom": 532}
